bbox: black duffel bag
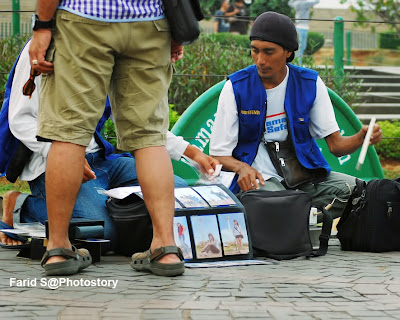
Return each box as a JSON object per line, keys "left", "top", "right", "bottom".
{"left": 106, "top": 193, "right": 152, "bottom": 256}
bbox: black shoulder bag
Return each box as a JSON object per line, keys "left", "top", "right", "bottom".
{"left": 162, "top": 0, "right": 204, "bottom": 45}
{"left": 238, "top": 189, "right": 332, "bottom": 260}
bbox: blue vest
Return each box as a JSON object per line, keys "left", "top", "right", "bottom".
{"left": 96, "top": 99, "right": 131, "bottom": 161}
{"left": 0, "top": 42, "right": 28, "bottom": 177}
{"left": 228, "top": 64, "right": 331, "bottom": 193}
{"left": 0, "top": 46, "right": 130, "bottom": 178}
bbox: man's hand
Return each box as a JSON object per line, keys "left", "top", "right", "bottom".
{"left": 171, "top": 39, "right": 184, "bottom": 63}
{"left": 29, "top": 30, "right": 54, "bottom": 74}
{"left": 191, "top": 152, "right": 220, "bottom": 176}
{"left": 82, "top": 158, "right": 96, "bottom": 183}
{"left": 236, "top": 163, "right": 265, "bottom": 192}
{"left": 361, "top": 123, "right": 382, "bottom": 146}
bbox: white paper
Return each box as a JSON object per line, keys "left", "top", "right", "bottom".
{"left": 218, "top": 171, "right": 236, "bottom": 188}
{"left": 356, "top": 117, "right": 376, "bottom": 170}
{"left": 0, "top": 222, "right": 46, "bottom": 238}
{"left": 103, "top": 186, "right": 142, "bottom": 199}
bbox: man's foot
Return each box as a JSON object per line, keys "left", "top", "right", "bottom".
{"left": 0, "top": 191, "right": 22, "bottom": 247}
{"left": 41, "top": 246, "right": 92, "bottom": 276}
{"left": 131, "top": 246, "right": 185, "bottom": 277}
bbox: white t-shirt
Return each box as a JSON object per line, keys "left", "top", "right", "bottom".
{"left": 209, "top": 66, "right": 339, "bottom": 182}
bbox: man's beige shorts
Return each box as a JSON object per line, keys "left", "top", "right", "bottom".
{"left": 38, "top": 10, "right": 173, "bottom": 151}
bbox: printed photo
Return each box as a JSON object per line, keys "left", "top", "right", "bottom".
{"left": 190, "top": 215, "right": 223, "bottom": 259}
{"left": 173, "top": 216, "right": 193, "bottom": 260}
{"left": 218, "top": 212, "right": 250, "bottom": 255}
{"left": 174, "top": 187, "right": 210, "bottom": 208}
{"left": 192, "top": 185, "right": 236, "bottom": 207}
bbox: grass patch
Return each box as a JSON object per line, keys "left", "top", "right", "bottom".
{"left": 0, "top": 177, "right": 30, "bottom": 197}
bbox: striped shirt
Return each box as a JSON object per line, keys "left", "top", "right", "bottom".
{"left": 58, "top": 0, "right": 164, "bottom": 22}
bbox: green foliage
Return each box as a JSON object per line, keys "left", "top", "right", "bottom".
{"left": 340, "top": 0, "right": 400, "bottom": 33}
{"left": 200, "top": 0, "right": 294, "bottom": 20}
{"left": 0, "top": 35, "right": 30, "bottom": 106}
{"left": 170, "top": 33, "right": 252, "bottom": 114}
{"left": 102, "top": 118, "right": 117, "bottom": 148}
{"left": 169, "top": 104, "right": 181, "bottom": 129}
{"left": 374, "top": 120, "right": 400, "bottom": 160}
{"left": 304, "top": 32, "right": 325, "bottom": 55}
{"left": 296, "top": 55, "right": 362, "bottom": 109}
{"left": 208, "top": 32, "right": 250, "bottom": 49}
{"left": 101, "top": 105, "right": 181, "bottom": 148}
{"left": 379, "top": 31, "right": 400, "bottom": 49}
{"left": 249, "top": 0, "right": 294, "bottom": 18}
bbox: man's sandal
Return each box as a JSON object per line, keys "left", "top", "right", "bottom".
{"left": 41, "top": 246, "right": 92, "bottom": 276}
{"left": 131, "top": 245, "right": 185, "bottom": 277}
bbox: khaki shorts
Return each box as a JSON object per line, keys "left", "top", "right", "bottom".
{"left": 38, "top": 10, "right": 172, "bottom": 151}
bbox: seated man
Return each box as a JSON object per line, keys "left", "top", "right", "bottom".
{"left": 209, "top": 12, "right": 382, "bottom": 220}
{"left": 0, "top": 40, "right": 219, "bottom": 252}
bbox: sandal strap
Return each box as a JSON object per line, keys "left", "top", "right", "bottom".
{"left": 41, "top": 246, "right": 78, "bottom": 267}
{"left": 150, "top": 246, "right": 184, "bottom": 262}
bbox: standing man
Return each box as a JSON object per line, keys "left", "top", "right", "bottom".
{"left": 214, "top": 0, "right": 230, "bottom": 33}
{"left": 289, "top": 0, "right": 320, "bottom": 63}
{"left": 210, "top": 12, "right": 382, "bottom": 221}
{"left": 29, "top": 1, "right": 186, "bottom": 277}
{"left": 225, "top": 0, "right": 251, "bottom": 35}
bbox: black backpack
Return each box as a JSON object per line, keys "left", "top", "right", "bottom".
{"left": 337, "top": 178, "right": 400, "bottom": 252}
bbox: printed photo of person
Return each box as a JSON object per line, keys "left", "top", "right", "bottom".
{"left": 192, "top": 185, "right": 236, "bottom": 207}
{"left": 190, "top": 215, "right": 223, "bottom": 259}
{"left": 174, "top": 187, "right": 210, "bottom": 208}
{"left": 173, "top": 216, "right": 193, "bottom": 260}
{"left": 218, "top": 212, "right": 249, "bottom": 255}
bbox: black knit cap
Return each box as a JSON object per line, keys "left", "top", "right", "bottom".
{"left": 250, "top": 11, "right": 298, "bottom": 52}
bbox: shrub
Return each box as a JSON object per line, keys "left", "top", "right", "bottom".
{"left": 0, "top": 35, "right": 30, "bottom": 106}
{"left": 375, "top": 120, "right": 400, "bottom": 160}
{"left": 102, "top": 104, "right": 181, "bottom": 147}
{"left": 207, "top": 32, "right": 250, "bottom": 49}
{"left": 304, "top": 32, "right": 325, "bottom": 55}
{"left": 170, "top": 33, "right": 253, "bottom": 114}
{"left": 379, "top": 31, "right": 400, "bottom": 49}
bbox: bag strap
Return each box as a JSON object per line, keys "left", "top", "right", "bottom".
{"left": 13, "top": 193, "right": 30, "bottom": 225}
{"left": 312, "top": 207, "right": 333, "bottom": 257}
{"left": 190, "top": 0, "right": 204, "bottom": 21}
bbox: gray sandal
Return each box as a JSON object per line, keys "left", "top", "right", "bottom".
{"left": 41, "top": 246, "right": 92, "bottom": 276}
{"left": 131, "top": 246, "right": 185, "bottom": 277}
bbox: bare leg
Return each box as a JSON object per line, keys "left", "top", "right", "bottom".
{"left": 0, "top": 191, "right": 22, "bottom": 246}
{"left": 44, "top": 141, "right": 86, "bottom": 264}
{"left": 134, "top": 146, "right": 179, "bottom": 264}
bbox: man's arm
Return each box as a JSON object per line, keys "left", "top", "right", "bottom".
{"left": 166, "top": 131, "right": 219, "bottom": 174}
{"left": 29, "top": 0, "right": 58, "bottom": 74}
{"left": 183, "top": 145, "right": 219, "bottom": 175}
{"left": 325, "top": 124, "right": 382, "bottom": 158}
{"left": 213, "top": 156, "right": 264, "bottom": 191}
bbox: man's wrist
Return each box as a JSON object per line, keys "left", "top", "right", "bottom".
{"left": 31, "top": 14, "right": 55, "bottom": 31}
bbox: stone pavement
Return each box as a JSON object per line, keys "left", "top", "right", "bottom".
{"left": 1, "top": 239, "right": 400, "bottom": 320}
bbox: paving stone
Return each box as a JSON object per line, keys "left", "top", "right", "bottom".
{"left": 0, "top": 240, "right": 400, "bottom": 319}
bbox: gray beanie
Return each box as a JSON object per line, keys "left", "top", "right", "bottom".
{"left": 250, "top": 11, "right": 299, "bottom": 52}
